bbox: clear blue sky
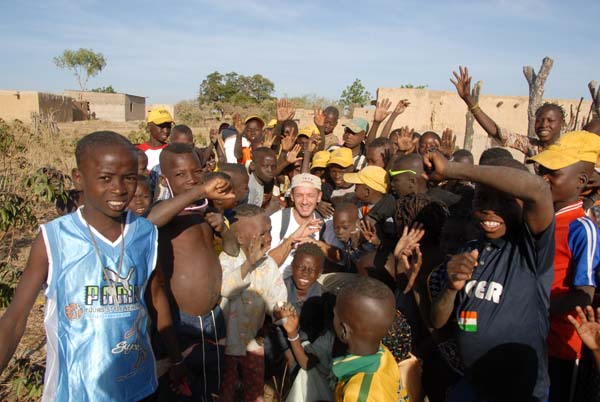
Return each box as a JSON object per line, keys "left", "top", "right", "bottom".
{"left": 1, "top": 0, "right": 598, "bottom": 105}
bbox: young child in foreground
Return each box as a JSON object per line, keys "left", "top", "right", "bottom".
{"left": 0, "top": 131, "right": 184, "bottom": 402}
{"left": 219, "top": 204, "right": 288, "bottom": 402}
{"left": 332, "top": 277, "right": 399, "bottom": 402}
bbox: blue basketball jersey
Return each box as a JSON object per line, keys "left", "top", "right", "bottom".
{"left": 40, "top": 209, "right": 158, "bottom": 402}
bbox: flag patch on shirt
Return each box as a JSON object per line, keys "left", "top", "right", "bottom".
{"left": 459, "top": 311, "right": 477, "bottom": 332}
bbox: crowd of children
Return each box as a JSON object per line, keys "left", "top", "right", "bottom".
{"left": 3, "top": 65, "right": 600, "bottom": 402}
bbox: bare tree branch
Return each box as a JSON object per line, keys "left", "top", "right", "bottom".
{"left": 523, "top": 57, "right": 554, "bottom": 138}
{"left": 589, "top": 80, "right": 600, "bottom": 119}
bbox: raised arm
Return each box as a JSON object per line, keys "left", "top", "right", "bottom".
{"left": 424, "top": 151, "right": 553, "bottom": 235}
{"left": 147, "top": 177, "right": 234, "bottom": 228}
{"left": 0, "top": 233, "right": 48, "bottom": 373}
{"left": 380, "top": 99, "right": 410, "bottom": 139}
{"left": 366, "top": 98, "right": 392, "bottom": 145}
{"left": 233, "top": 114, "right": 245, "bottom": 161}
{"left": 450, "top": 66, "right": 500, "bottom": 139}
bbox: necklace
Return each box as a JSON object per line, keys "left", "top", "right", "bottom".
{"left": 83, "top": 208, "right": 125, "bottom": 306}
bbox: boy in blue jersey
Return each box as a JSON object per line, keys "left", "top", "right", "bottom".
{"left": 0, "top": 131, "right": 185, "bottom": 402}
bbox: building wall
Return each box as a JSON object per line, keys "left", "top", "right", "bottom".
{"left": 0, "top": 90, "right": 41, "bottom": 122}
{"left": 124, "top": 95, "right": 146, "bottom": 121}
{"left": 354, "top": 88, "right": 593, "bottom": 160}
{"left": 64, "top": 90, "right": 146, "bottom": 122}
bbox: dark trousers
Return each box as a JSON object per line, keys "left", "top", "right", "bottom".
{"left": 549, "top": 357, "right": 577, "bottom": 402}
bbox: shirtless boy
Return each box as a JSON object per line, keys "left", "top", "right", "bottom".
{"left": 153, "top": 142, "right": 233, "bottom": 402}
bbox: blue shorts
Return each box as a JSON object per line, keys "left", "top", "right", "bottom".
{"left": 154, "top": 305, "right": 226, "bottom": 402}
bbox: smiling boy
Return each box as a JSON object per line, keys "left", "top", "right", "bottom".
{"left": 0, "top": 132, "right": 184, "bottom": 402}
{"left": 427, "top": 151, "right": 555, "bottom": 402}
{"left": 138, "top": 107, "right": 174, "bottom": 171}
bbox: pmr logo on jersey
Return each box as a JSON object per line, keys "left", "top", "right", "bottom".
{"left": 64, "top": 303, "right": 84, "bottom": 320}
{"left": 85, "top": 267, "right": 139, "bottom": 306}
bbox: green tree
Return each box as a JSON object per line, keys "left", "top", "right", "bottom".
{"left": 339, "top": 79, "right": 371, "bottom": 109}
{"left": 91, "top": 85, "right": 116, "bottom": 93}
{"left": 198, "top": 71, "right": 275, "bottom": 107}
{"left": 53, "top": 48, "right": 106, "bottom": 91}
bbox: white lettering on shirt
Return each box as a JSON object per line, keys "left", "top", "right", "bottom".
{"left": 465, "top": 280, "right": 503, "bottom": 304}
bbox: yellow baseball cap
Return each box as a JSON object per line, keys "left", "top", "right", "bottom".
{"left": 328, "top": 147, "right": 353, "bottom": 168}
{"left": 147, "top": 108, "right": 173, "bottom": 125}
{"left": 298, "top": 126, "right": 319, "bottom": 138}
{"left": 311, "top": 151, "right": 330, "bottom": 169}
{"left": 343, "top": 165, "right": 389, "bottom": 194}
{"left": 527, "top": 130, "right": 600, "bottom": 170}
{"left": 266, "top": 119, "right": 277, "bottom": 128}
{"left": 244, "top": 115, "right": 265, "bottom": 127}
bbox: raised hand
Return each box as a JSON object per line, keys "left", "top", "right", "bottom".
{"left": 439, "top": 128, "right": 456, "bottom": 158}
{"left": 423, "top": 150, "right": 450, "bottom": 181}
{"left": 397, "top": 126, "right": 417, "bottom": 154}
{"left": 209, "top": 128, "right": 219, "bottom": 145}
{"left": 397, "top": 244, "right": 423, "bottom": 294}
{"left": 205, "top": 211, "right": 225, "bottom": 233}
{"left": 286, "top": 144, "right": 303, "bottom": 165}
{"left": 360, "top": 219, "right": 381, "bottom": 247}
{"left": 290, "top": 218, "right": 322, "bottom": 242}
{"left": 247, "top": 234, "right": 268, "bottom": 267}
{"left": 202, "top": 176, "right": 236, "bottom": 201}
{"left": 280, "top": 131, "right": 298, "bottom": 152}
{"left": 393, "top": 99, "right": 410, "bottom": 115}
{"left": 277, "top": 98, "right": 296, "bottom": 122}
{"left": 281, "top": 304, "right": 300, "bottom": 336}
{"left": 233, "top": 113, "right": 245, "bottom": 136}
{"left": 315, "top": 201, "right": 334, "bottom": 219}
{"left": 394, "top": 223, "right": 425, "bottom": 259}
{"left": 450, "top": 66, "right": 473, "bottom": 101}
{"left": 568, "top": 306, "right": 600, "bottom": 352}
{"left": 313, "top": 107, "right": 326, "bottom": 129}
{"left": 373, "top": 98, "right": 393, "bottom": 123}
{"left": 262, "top": 129, "right": 276, "bottom": 148}
{"left": 446, "top": 249, "right": 478, "bottom": 291}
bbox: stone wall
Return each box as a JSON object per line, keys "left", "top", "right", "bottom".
{"left": 0, "top": 90, "right": 73, "bottom": 123}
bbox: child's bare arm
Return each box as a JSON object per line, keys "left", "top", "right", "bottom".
{"left": 280, "top": 305, "right": 312, "bottom": 369}
{"left": 0, "top": 233, "right": 48, "bottom": 373}
{"left": 450, "top": 66, "right": 500, "bottom": 139}
{"left": 147, "top": 178, "right": 234, "bottom": 227}
{"left": 366, "top": 98, "right": 392, "bottom": 145}
{"left": 380, "top": 99, "right": 410, "bottom": 139}
{"left": 425, "top": 152, "right": 553, "bottom": 235}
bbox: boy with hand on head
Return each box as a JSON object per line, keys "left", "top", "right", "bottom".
{"left": 152, "top": 142, "right": 235, "bottom": 401}
{"left": 138, "top": 107, "right": 174, "bottom": 171}
{"left": 219, "top": 204, "right": 288, "bottom": 402}
{"left": 366, "top": 137, "right": 393, "bottom": 169}
{"left": 527, "top": 130, "right": 600, "bottom": 401}
{"left": 426, "top": 150, "right": 555, "bottom": 402}
{"left": 314, "top": 106, "right": 341, "bottom": 150}
{"left": 0, "top": 131, "right": 186, "bottom": 402}
{"left": 332, "top": 277, "right": 400, "bottom": 402}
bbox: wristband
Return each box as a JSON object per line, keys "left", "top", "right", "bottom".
{"left": 172, "top": 358, "right": 185, "bottom": 366}
{"left": 469, "top": 104, "right": 481, "bottom": 113}
{"left": 287, "top": 334, "right": 300, "bottom": 342}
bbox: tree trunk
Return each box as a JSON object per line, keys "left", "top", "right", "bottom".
{"left": 588, "top": 80, "right": 600, "bottom": 119}
{"left": 523, "top": 57, "right": 554, "bottom": 138}
{"left": 464, "top": 80, "right": 482, "bottom": 151}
